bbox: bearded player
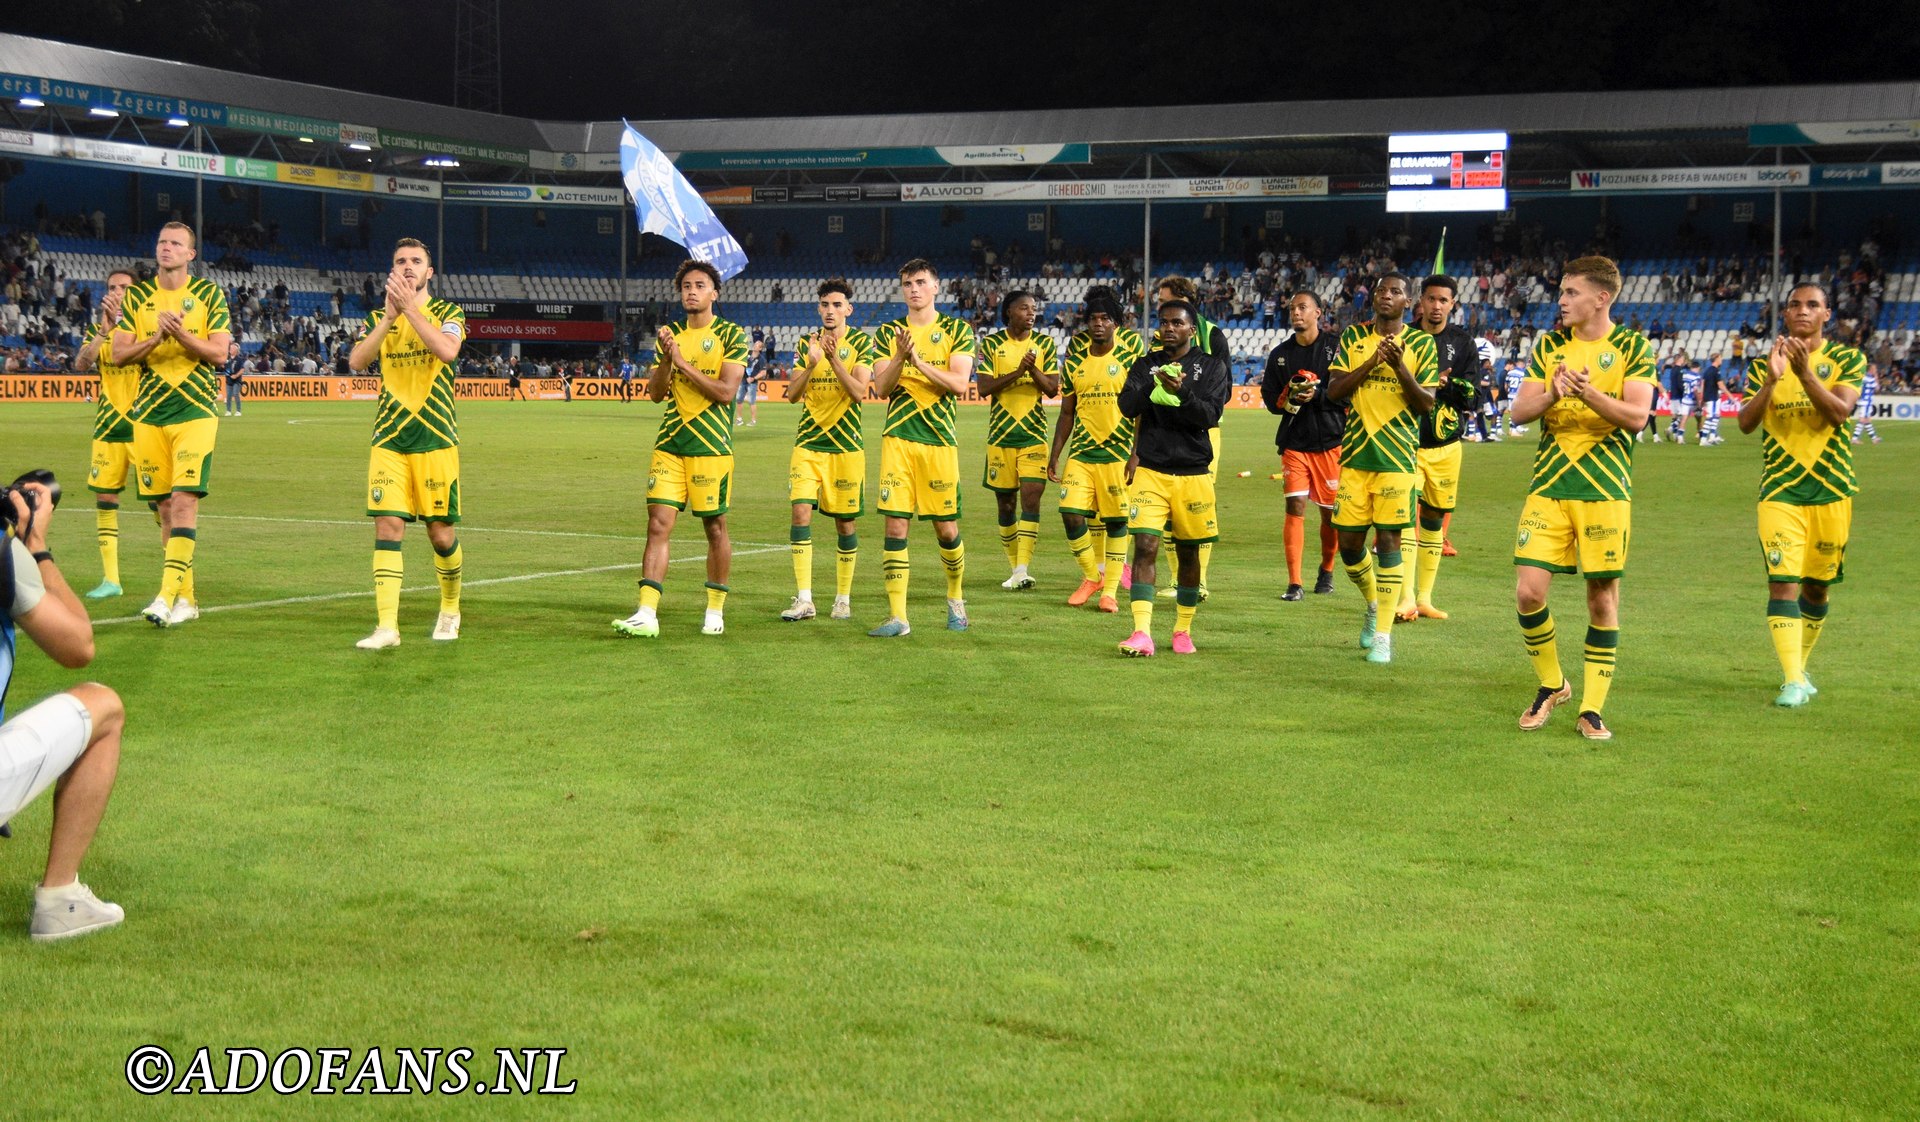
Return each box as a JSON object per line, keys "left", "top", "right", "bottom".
{"left": 347, "top": 238, "right": 468, "bottom": 649}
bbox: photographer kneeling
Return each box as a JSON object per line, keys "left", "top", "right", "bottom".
{"left": 2, "top": 477, "right": 127, "bottom": 942}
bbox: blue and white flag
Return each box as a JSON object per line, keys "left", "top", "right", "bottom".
{"left": 620, "top": 121, "right": 748, "bottom": 281}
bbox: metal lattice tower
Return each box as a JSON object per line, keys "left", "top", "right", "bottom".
{"left": 452, "top": 0, "right": 503, "bottom": 114}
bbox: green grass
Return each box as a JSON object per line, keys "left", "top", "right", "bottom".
{"left": 4, "top": 400, "right": 1917, "bottom": 1120}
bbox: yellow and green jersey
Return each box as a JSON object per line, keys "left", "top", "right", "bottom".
{"left": 87, "top": 321, "right": 138, "bottom": 443}
{"left": 874, "top": 313, "right": 975, "bottom": 447}
{"left": 792, "top": 327, "right": 877, "bottom": 454}
{"left": 1333, "top": 322, "right": 1440, "bottom": 473}
{"left": 363, "top": 299, "right": 466, "bottom": 453}
{"left": 978, "top": 328, "right": 1060, "bottom": 449}
{"left": 1746, "top": 340, "right": 1865, "bottom": 505}
{"left": 655, "top": 316, "right": 750, "bottom": 457}
{"left": 117, "top": 276, "right": 231, "bottom": 425}
{"left": 1062, "top": 343, "right": 1137, "bottom": 464}
{"left": 1525, "top": 325, "right": 1658, "bottom": 501}
{"left": 1068, "top": 325, "right": 1144, "bottom": 365}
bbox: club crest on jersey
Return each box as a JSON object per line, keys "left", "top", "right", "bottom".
{"left": 1599, "top": 353, "right": 1616, "bottom": 370}
{"left": 931, "top": 331, "right": 943, "bottom": 344}
{"left": 838, "top": 347, "right": 850, "bottom": 361}
{"left": 1817, "top": 363, "right": 1832, "bottom": 378}
{"left": 182, "top": 297, "right": 196, "bottom": 312}
{"left": 701, "top": 338, "right": 714, "bottom": 353}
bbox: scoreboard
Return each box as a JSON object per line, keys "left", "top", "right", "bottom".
{"left": 1386, "top": 131, "right": 1508, "bottom": 213}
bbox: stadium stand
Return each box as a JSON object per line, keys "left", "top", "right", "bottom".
{"left": 7, "top": 224, "right": 1917, "bottom": 388}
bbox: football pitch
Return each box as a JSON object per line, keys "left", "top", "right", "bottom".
{"left": 5, "top": 401, "right": 1916, "bottom": 1119}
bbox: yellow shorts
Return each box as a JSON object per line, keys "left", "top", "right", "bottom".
{"left": 87, "top": 439, "right": 133, "bottom": 494}
{"left": 878, "top": 437, "right": 960, "bottom": 521}
{"left": 1129, "top": 467, "right": 1218, "bottom": 544}
{"left": 133, "top": 417, "right": 218, "bottom": 500}
{"left": 1416, "top": 442, "right": 1463, "bottom": 513}
{"left": 982, "top": 443, "right": 1048, "bottom": 492}
{"left": 1514, "top": 494, "right": 1632, "bottom": 579}
{"left": 648, "top": 450, "right": 733, "bottom": 517}
{"left": 1207, "top": 426, "right": 1222, "bottom": 482}
{"left": 789, "top": 446, "right": 865, "bottom": 518}
{"left": 368, "top": 445, "right": 462, "bottom": 523}
{"left": 1759, "top": 499, "right": 1849, "bottom": 585}
{"left": 1333, "top": 468, "right": 1417, "bottom": 531}
{"left": 1059, "top": 459, "right": 1130, "bottom": 521}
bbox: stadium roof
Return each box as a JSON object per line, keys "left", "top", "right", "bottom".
{"left": 4, "top": 32, "right": 1918, "bottom": 186}
{"left": 587, "top": 84, "right": 1920, "bottom": 154}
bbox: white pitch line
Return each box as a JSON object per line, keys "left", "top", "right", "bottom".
{"left": 93, "top": 544, "right": 789, "bottom": 626}
{"left": 202, "top": 513, "right": 759, "bottom": 544}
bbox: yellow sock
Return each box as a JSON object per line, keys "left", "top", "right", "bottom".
{"left": 160, "top": 529, "right": 196, "bottom": 604}
{"left": 432, "top": 539, "right": 462, "bottom": 613}
{"left": 1102, "top": 524, "right": 1129, "bottom": 600}
{"left": 883, "top": 537, "right": 909, "bottom": 620}
{"left": 1767, "top": 599, "right": 1804, "bottom": 684}
{"left": 1344, "top": 553, "right": 1376, "bottom": 604}
{"left": 706, "top": 582, "right": 728, "bottom": 612}
{"left": 1067, "top": 524, "right": 1100, "bottom": 581}
{"left": 1581, "top": 625, "right": 1618, "bottom": 714}
{"left": 1416, "top": 523, "right": 1444, "bottom": 606}
{"left": 1015, "top": 513, "right": 1039, "bottom": 571}
{"left": 1519, "top": 606, "right": 1563, "bottom": 689}
{"left": 179, "top": 562, "right": 194, "bottom": 605}
{"left": 637, "top": 579, "right": 662, "bottom": 613}
{"left": 96, "top": 504, "right": 120, "bottom": 586}
{"left": 998, "top": 516, "right": 1019, "bottom": 569}
{"left": 1129, "top": 582, "right": 1154, "bottom": 633}
{"left": 835, "top": 533, "right": 858, "bottom": 600}
{"left": 1197, "top": 542, "right": 1213, "bottom": 589}
{"left": 1799, "top": 595, "right": 1829, "bottom": 671}
{"left": 373, "top": 540, "right": 402, "bottom": 630}
{"left": 1397, "top": 548, "right": 1417, "bottom": 613}
{"left": 1174, "top": 585, "right": 1199, "bottom": 634}
{"left": 790, "top": 526, "right": 813, "bottom": 597}
{"left": 939, "top": 535, "right": 965, "bottom": 600}
{"left": 1373, "top": 550, "right": 1404, "bottom": 636}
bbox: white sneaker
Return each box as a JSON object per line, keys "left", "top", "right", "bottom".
{"left": 167, "top": 599, "right": 199, "bottom": 625}
{"left": 30, "top": 881, "right": 124, "bottom": 942}
{"left": 431, "top": 612, "right": 461, "bottom": 641}
{"left": 702, "top": 610, "right": 725, "bottom": 635}
{"left": 141, "top": 595, "right": 173, "bottom": 627}
{"left": 1000, "top": 568, "right": 1034, "bottom": 591}
{"left": 780, "top": 596, "right": 816, "bottom": 621}
{"left": 355, "top": 627, "right": 402, "bottom": 650}
{"left": 829, "top": 597, "right": 852, "bottom": 620}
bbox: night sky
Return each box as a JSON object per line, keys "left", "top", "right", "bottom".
{"left": 4, "top": 0, "right": 1914, "bottom": 122}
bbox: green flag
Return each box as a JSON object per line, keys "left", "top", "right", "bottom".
{"left": 1433, "top": 226, "right": 1447, "bottom": 277}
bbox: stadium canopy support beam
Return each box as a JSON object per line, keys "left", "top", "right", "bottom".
{"left": 193, "top": 124, "right": 204, "bottom": 274}
{"left": 1770, "top": 145, "right": 1783, "bottom": 335}
{"left": 1141, "top": 151, "right": 1154, "bottom": 330}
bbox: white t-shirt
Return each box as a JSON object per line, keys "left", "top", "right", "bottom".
{"left": 8, "top": 538, "right": 46, "bottom": 618}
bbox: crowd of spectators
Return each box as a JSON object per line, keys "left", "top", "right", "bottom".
{"left": 4, "top": 222, "right": 1915, "bottom": 393}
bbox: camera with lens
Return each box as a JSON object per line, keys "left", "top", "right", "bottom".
{"left": 0, "top": 469, "right": 61, "bottom": 534}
